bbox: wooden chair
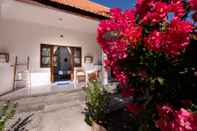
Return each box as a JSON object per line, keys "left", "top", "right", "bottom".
{"left": 74, "top": 68, "right": 86, "bottom": 83}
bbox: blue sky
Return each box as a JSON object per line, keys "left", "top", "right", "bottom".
{"left": 90, "top": 0, "right": 136, "bottom": 10}
{"left": 90, "top": 0, "right": 195, "bottom": 24}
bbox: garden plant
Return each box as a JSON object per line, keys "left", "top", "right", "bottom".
{"left": 84, "top": 81, "right": 109, "bottom": 127}
{"left": 97, "top": 0, "right": 197, "bottom": 130}
{"left": 0, "top": 102, "right": 16, "bottom": 131}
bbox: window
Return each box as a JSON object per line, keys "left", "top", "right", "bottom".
{"left": 0, "top": 53, "right": 9, "bottom": 63}
{"left": 72, "top": 47, "right": 82, "bottom": 67}
{"left": 40, "top": 44, "right": 52, "bottom": 68}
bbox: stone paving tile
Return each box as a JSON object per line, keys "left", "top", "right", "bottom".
{"left": 5, "top": 89, "right": 91, "bottom": 131}
{"left": 40, "top": 106, "right": 90, "bottom": 131}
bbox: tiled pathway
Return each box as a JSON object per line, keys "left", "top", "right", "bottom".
{"left": 5, "top": 88, "right": 91, "bottom": 131}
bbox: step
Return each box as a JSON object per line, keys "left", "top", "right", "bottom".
{"left": 16, "top": 98, "right": 84, "bottom": 113}
{"left": 15, "top": 90, "right": 84, "bottom": 106}
{"left": 15, "top": 90, "right": 85, "bottom": 113}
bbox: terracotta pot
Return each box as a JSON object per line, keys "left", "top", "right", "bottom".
{"left": 92, "top": 122, "right": 107, "bottom": 131}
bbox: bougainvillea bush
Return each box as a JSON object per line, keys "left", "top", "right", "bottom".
{"left": 97, "top": 0, "right": 197, "bottom": 130}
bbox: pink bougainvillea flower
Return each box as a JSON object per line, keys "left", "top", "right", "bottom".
{"left": 144, "top": 30, "right": 163, "bottom": 52}
{"left": 154, "top": 2, "right": 169, "bottom": 18}
{"left": 144, "top": 2, "right": 169, "bottom": 24}
{"left": 135, "top": 0, "right": 154, "bottom": 20}
{"left": 142, "top": 12, "right": 162, "bottom": 24}
{"left": 189, "top": 0, "right": 197, "bottom": 11}
{"left": 175, "top": 108, "right": 197, "bottom": 131}
{"left": 104, "top": 58, "right": 128, "bottom": 86}
{"left": 97, "top": 21, "right": 128, "bottom": 60}
{"left": 156, "top": 105, "right": 197, "bottom": 131}
{"left": 97, "top": 0, "right": 196, "bottom": 130}
{"left": 157, "top": 104, "right": 174, "bottom": 116}
{"left": 123, "top": 25, "right": 142, "bottom": 48}
{"left": 110, "top": 8, "right": 122, "bottom": 19}
{"left": 156, "top": 105, "right": 176, "bottom": 131}
{"left": 140, "top": 2, "right": 169, "bottom": 24}
{"left": 104, "top": 59, "right": 114, "bottom": 70}
{"left": 144, "top": 19, "right": 193, "bottom": 56}
{"left": 123, "top": 9, "right": 136, "bottom": 24}
{"left": 169, "top": 0, "right": 185, "bottom": 19}
{"left": 97, "top": 7, "right": 135, "bottom": 61}
{"left": 112, "top": 66, "right": 128, "bottom": 85}
{"left": 163, "top": 19, "right": 193, "bottom": 56}
{"left": 169, "top": 18, "right": 193, "bottom": 33}
{"left": 105, "top": 40, "right": 128, "bottom": 59}
{"left": 139, "top": 0, "right": 185, "bottom": 24}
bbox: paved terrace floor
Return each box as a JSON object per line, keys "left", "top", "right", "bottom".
{"left": 4, "top": 88, "right": 91, "bottom": 131}
{"left": 0, "top": 81, "right": 86, "bottom": 100}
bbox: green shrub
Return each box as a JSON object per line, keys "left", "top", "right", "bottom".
{"left": 84, "top": 81, "right": 109, "bottom": 126}
{"left": 0, "top": 101, "right": 16, "bottom": 131}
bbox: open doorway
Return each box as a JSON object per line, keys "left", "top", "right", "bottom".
{"left": 53, "top": 46, "right": 73, "bottom": 82}
{"left": 40, "top": 44, "right": 82, "bottom": 83}
{"left": 51, "top": 46, "right": 82, "bottom": 82}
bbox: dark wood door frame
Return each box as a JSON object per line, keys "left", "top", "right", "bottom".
{"left": 40, "top": 44, "right": 82, "bottom": 82}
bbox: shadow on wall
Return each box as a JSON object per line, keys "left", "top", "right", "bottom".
{"left": 0, "top": 64, "right": 13, "bottom": 94}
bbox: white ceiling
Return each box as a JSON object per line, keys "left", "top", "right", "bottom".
{"left": 0, "top": 0, "right": 99, "bottom": 33}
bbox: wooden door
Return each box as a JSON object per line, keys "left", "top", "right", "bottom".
{"left": 49, "top": 46, "right": 82, "bottom": 82}
{"left": 50, "top": 46, "right": 55, "bottom": 82}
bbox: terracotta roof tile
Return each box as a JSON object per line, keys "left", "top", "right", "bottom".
{"left": 51, "top": 0, "right": 110, "bottom": 17}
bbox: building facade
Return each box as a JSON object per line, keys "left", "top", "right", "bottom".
{"left": 0, "top": 0, "right": 110, "bottom": 95}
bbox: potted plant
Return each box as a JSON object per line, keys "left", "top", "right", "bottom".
{"left": 97, "top": 0, "right": 197, "bottom": 130}
{"left": 84, "top": 81, "right": 109, "bottom": 131}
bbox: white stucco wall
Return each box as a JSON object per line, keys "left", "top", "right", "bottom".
{"left": 0, "top": 63, "right": 13, "bottom": 94}
{"left": 0, "top": 18, "right": 101, "bottom": 94}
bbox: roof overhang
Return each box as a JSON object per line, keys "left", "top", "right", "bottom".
{"left": 1, "top": 0, "right": 104, "bottom": 34}
{"left": 16, "top": 0, "right": 110, "bottom": 20}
